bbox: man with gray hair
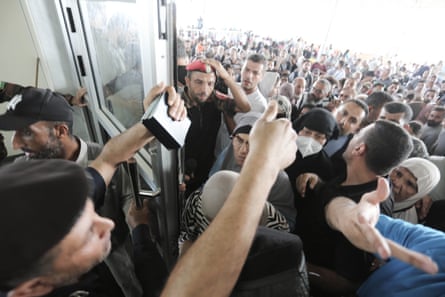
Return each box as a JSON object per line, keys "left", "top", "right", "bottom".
{"left": 294, "top": 78, "right": 331, "bottom": 118}
{"left": 0, "top": 87, "right": 142, "bottom": 296}
{"left": 0, "top": 84, "right": 187, "bottom": 297}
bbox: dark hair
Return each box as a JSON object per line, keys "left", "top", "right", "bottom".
{"left": 345, "top": 99, "right": 369, "bottom": 117}
{"left": 408, "top": 120, "right": 423, "bottom": 137}
{"left": 361, "top": 120, "right": 413, "bottom": 175}
{"left": 432, "top": 105, "right": 445, "bottom": 113}
{"left": 405, "top": 92, "right": 415, "bottom": 101}
{"left": 223, "top": 63, "right": 233, "bottom": 71}
{"left": 247, "top": 53, "right": 267, "bottom": 68}
{"left": 383, "top": 101, "right": 413, "bottom": 124}
{"left": 301, "top": 103, "right": 316, "bottom": 110}
{"left": 366, "top": 91, "right": 394, "bottom": 108}
{"left": 323, "top": 75, "right": 339, "bottom": 90}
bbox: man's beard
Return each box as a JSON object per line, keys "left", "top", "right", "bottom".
{"left": 427, "top": 120, "right": 441, "bottom": 127}
{"left": 49, "top": 244, "right": 111, "bottom": 288}
{"left": 28, "top": 138, "right": 65, "bottom": 160}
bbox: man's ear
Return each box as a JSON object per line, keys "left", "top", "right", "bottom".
{"left": 6, "top": 278, "right": 54, "bottom": 297}
{"left": 354, "top": 143, "right": 366, "bottom": 155}
{"left": 54, "top": 124, "right": 69, "bottom": 138}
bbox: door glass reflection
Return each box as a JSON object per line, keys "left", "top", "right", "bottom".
{"left": 85, "top": 1, "right": 144, "bottom": 128}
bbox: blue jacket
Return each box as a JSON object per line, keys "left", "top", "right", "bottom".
{"left": 358, "top": 215, "right": 445, "bottom": 297}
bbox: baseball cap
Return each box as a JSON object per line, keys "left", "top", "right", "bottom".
{"left": 0, "top": 87, "right": 73, "bottom": 131}
{"left": 186, "top": 60, "right": 215, "bottom": 73}
{"left": 0, "top": 159, "right": 89, "bottom": 289}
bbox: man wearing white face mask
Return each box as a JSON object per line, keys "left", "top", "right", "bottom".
{"left": 285, "top": 108, "right": 339, "bottom": 197}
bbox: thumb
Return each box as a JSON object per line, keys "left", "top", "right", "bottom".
{"left": 260, "top": 100, "right": 278, "bottom": 122}
{"left": 165, "top": 85, "right": 177, "bottom": 106}
{"left": 144, "top": 82, "right": 166, "bottom": 111}
{"left": 364, "top": 177, "right": 390, "bottom": 205}
{"left": 153, "top": 81, "right": 166, "bottom": 93}
{"left": 308, "top": 176, "right": 318, "bottom": 189}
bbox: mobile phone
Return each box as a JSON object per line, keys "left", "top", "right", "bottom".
{"left": 143, "top": 92, "right": 167, "bottom": 117}
{"left": 127, "top": 160, "right": 143, "bottom": 209}
{"left": 141, "top": 91, "right": 191, "bottom": 149}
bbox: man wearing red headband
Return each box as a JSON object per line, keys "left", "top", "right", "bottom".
{"left": 182, "top": 58, "right": 251, "bottom": 197}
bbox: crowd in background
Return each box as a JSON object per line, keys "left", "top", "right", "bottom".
{"left": 178, "top": 29, "right": 445, "bottom": 107}
{"left": 1, "top": 24, "right": 445, "bottom": 297}
{"left": 173, "top": 27, "right": 445, "bottom": 296}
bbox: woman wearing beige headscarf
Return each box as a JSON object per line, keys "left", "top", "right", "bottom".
{"left": 391, "top": 157, "right": 440, "bottom": 224}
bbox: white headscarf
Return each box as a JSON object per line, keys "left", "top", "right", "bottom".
{"left": 201, "top": 170, "right": 239, "bottom": 221}
{"left": 392, "top": 157, "right": 440, "bottom": 223}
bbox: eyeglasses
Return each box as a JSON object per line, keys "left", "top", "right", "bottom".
{"left": 233, "top": 135, "right": 249, "bottom": 150}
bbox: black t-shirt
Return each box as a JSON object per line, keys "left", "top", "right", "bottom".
{"left": 183, "top": 90, "right": 236, "bottom": 197}
{"left": 285, "top": 150, "right": 335, "bottom": 197}
{"left": 85, "top": 166, "right": 106, "bottom": 206}
{"left": 295, "top": 178, "right": 379, "bottom": 282}
{"left": 46, "top": 263, "right": 124, "bottom": 297}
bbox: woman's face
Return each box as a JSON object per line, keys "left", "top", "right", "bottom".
{"left": 232, "top": 133, "right": 250, "bottom": 166}
{"left": 390, "top": 166, "right": 418, "bottom": 202}
{"left": 298, "top": 127, "right": 327, "bottom": 146}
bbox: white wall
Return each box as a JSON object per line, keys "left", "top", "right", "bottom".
{"left": 0, "top": 1, "right": 53, "bottom": 87}
{"left": 0, "top": 1, "right": 49, "bottom": 87}
{"left": 0, "top": 0, "right": 49, "bottom": 155}
{"left": 0, "top": 0, "right": 88, "bottom": 156}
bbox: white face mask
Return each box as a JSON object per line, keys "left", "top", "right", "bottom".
{"left": 296, "top": 135, "right": 323, "bottom": 158}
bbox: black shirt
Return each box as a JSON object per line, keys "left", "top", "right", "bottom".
{"left": 295, "top": 178, "right": 379, "bottom": 283}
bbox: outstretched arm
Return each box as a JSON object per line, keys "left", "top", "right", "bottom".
{"left": 325, "top": 177, "right": 438, "bottom": 274}
{"left": 90, "top": 83, "right": 186, "bottom": 186}
{"left": 161, "top": 101, "right": 297, "bottom": 297}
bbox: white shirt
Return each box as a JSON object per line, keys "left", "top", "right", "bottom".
{"left": 234, "top": 88, "right": 267, "bottom": 123}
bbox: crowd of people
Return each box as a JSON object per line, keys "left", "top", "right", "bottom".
{"left": 1, "top": 28, "right": 445, "bottom": 297}
{"left": 175, "top": 30, "right": 445, "bottom": 296}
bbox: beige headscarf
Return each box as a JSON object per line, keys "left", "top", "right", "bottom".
{"left": 201, "top": 170, "right": 272, "bottom": 227}
{"left": 392, "top": 157, "right": 440, "bottom": 223}
{"left": 201, "top": 170, "right": 239, "bottom": 221}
